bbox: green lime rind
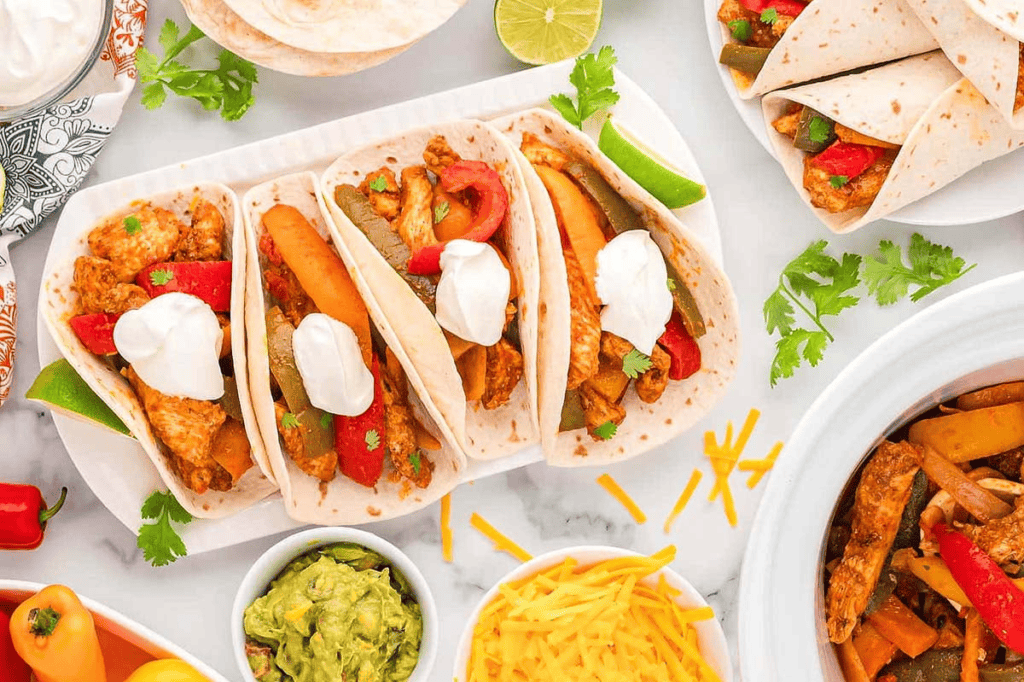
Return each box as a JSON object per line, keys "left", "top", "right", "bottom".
{"left": 494, "top": 0, "right": 603, "bottom": 66}
{"left": 26, "top": 358, "right": 133, "bottom": 437}
{"left": 598, "top": 117, "right": 706, "bottom": 209}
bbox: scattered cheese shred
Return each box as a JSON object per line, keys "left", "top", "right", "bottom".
{"left": 596, "top": 474, "right": 647, "bottom": 524}
{"left": 470, "top": 513, "right": 533, "bottom": 563}
{"left": 466, "top": 546, "right": 723, "bottom": 682}
{"left": 740, "top": 441, "right": 783, "bottom": 489}
{"left": 704, "top": 408, "right": 760, "bottom": 526}
{"left": 441, "top": 493, "right": 453, "bottom": 563}
{"left": 664, "top": 469, "right": 703, "bottom": 534}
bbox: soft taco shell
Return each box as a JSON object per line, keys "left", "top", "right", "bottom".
{"left": 763, "top": 52, "right": 1024, "bottom": 233}
{"left": 242, "top": 171, "right": 465, "bottom": 524}
{"left": 320, "top": 121, "right": 541, "bottom": 462}
{"left": 721, "top": 0, "right": 937, "bottom": 99}
{"left": 40, "top": 183, "right": 278, "bottom": 519}
{"left": 493, "top": 108, "right": 740, "bottom": 468}
{"left": 963, "top": 0, "right": 1024, "bottom": 44}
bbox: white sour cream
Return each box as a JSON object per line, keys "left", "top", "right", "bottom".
{"left": 0, "top": 0, "right": 106, "bottom": 107}
{"left": 292, "top": 313, "right": 374, "bottom": 417}
{"left": 594, "top": 231, "right": 673, "bottom": 355}
{"left": 113, "top": 293, "right": 225, "bottom": 401}
{"left": 435, "top": 240, "right": 511, "bottom": 346}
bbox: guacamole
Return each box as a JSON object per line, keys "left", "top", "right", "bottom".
{"left": 243, "top": 543, "right": 423, "bottom": 682}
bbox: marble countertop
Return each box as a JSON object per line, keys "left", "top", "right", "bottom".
{"left": 3, "top": 0, "right": 1024, "bottom": 680}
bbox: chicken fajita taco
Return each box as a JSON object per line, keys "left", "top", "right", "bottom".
{"left": 320, "top": 121, "right": 540, "bottom": 461}
{"left": 243, "top": 172, "right": 464, "bottom": 524}
{"left": 495, "top": 109, "right": 740, "bottom": 467}
{"left": 40, "top": 184, "right": 277, "bottom": 519}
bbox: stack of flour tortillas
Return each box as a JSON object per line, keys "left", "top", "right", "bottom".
{"left": 181, "top": 0, "right": 467, "bottom": 76}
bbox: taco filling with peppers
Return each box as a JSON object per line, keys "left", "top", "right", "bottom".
{"left": 67, "top": 198, "right": 255, "bottom": 495}
{"left": 717, "top": 0, "right": 808, "bottom": 77}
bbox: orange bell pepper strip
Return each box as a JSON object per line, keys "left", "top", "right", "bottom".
{"left": 9, "top": 585, "right": 106, "bottom": 682}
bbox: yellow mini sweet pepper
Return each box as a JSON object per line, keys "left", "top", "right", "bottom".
{"left": 9, "top": 584, "right": 106, "bottom": 682}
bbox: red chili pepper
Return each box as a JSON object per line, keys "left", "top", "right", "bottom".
{"left": 68, "top": 314, "right": 120, "bottom": 355}
{"left": 811, "top": 142, "right": 885, "bottom": 180}
{"left": 135, "top": 260, "right": 233, "bottom": 312}
{"left": 934, "top": 523, "right": 1024, "bottom": 653}
{"left": 407, "top": 160, "right": 509, "bottom": 275}
{"left": 0, "top": 610, "right": 31, "bottom": 682}
{"left": 334, "top": 355, "right": 386, "bottom": 488}
{"left": 657, "top": 311, "right": 702, "bottom": 381}
{"left": 0, "top": 485, "right": 67, "bottom": 551}
{"left": 739, "top": 0, "right": 807, "bottom": 16}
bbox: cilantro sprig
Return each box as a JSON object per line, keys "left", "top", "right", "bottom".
{"left": 365, "top": 429, "right": 381, "bottom": 451}
{"left": 593, "top": 421, "right": 618, "bottom": 440}
{"left": 622, "top": 349, "right": 653, "bottom": 379}
{"left": 149, "top": 269, "right": 174, "bottom": 286}
{"left": 138, "top": 490, "right": 192, "bottom": 567}
{"left": 760, "top": 7, "right": 779, "bottom": 24}
{"left": 808, "top": 117, "right": 832, "bottom": 144}
{"left": 728, "top": 19, "right": 752, "bottom": 41}
{"left": 281, "top": 412, "right": 299, "bottom": 429}
{"left": 368, "top": 175, "right": 388, "bottom": 192}
{"left": 137, "top": 20, "right": 258, "bottom": 121}
{"left": 410, "top": 452, "right": 422, "bottom": 476}
{"left": 829, "top": 175, "right": 849, "bottom": 189}
{"left": 863, "top": 234, "right": 976, "bottom": 305}
{"left": 123, "top": 216, "right": 142, "bottom": 235}
{"left": 434, "top": 201, "right": 450, "bottom": 224}
{"left": 550, "top": 46, "right": 620, "bottom": 130}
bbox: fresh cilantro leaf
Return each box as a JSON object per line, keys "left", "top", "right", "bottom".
{"left": 149, "top": 269, "right": 174, "bottom": 286}
{"left": 770, "top": 329, "right": 830, "bottom": 386}
{"left": 728, "top": 19, "right": 752, "bottom": 41}
{"left": 140, "top": 82, "right": 167, "bottom": 110}
{"left": 593, "top": 421, "right": 618, "bottom": 440}
{"left": 410, "top": 452, "right": 422, "bottom": 475}
{"left": 830, "top": 175, "right": 849, "bottom": 189}
{"left": 760, "top": 7, "right": 779, "bottom": 24}
{"left": 808, "top": 116, "right": 832, "bottom": 144}
{"left": 548, "top": 46, "right": 619, "bottom": 130}
{"left": 763, "top": 288, "right": 795, "bottom": 337}
{"left": 434, "top": 201, "right": 450, "bottom": 224}
{"left": 863, "top": 233, "right": 975, "bottom": 305}
{"left": 158, "top": 18, "right": 180, "bottom": 52}
{"left": 622, "top": 349, "right": 654, "bottom": 379}
{"left": 123, "top": 216, "right": 142, "bottom": 235}
{"left": 368, "top": 175, "right": 388, "bottom": 192}
{"left": 320, "top": 412, "right": 332, "bottom": 430}
{"left": 666, "top": 278, "right": 677, "bottom": 291}
{"left": 137, "top": 490, "right": 192, "bottom": 567}
{"left": 365, "top": 429, "right": 380, "bottom": 451}
{"left": 281, "top": 412, "right": 299, "bottom": 429}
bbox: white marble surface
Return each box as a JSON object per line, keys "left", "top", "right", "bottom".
{"left": 3, "top": 0, "right": 1024, "bottom": 680}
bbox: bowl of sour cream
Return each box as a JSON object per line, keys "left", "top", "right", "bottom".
{"left": 0, "top": 0, "right": 113, "bottom": 121}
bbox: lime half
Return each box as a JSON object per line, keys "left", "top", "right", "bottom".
{"left": 598, "top": 117, "right": 707, "bottom": 209}
{"left": 494, "top": 0, "right": 603, "bottom": 65}
{"left": 26, "top": 358, "right": 132, "bottom": 437}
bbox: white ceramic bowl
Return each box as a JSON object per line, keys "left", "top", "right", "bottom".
{"left": 0, "top": 580, "right": 230, "bottom": 681}
{"left": 231, "top": 528, "right": 438, "bottom": 682}
{"left": 738, "top": 271, "right": 1024, "bottom": 682}
{"left": 452, "top": 545, "right": 733, "bottom": 682}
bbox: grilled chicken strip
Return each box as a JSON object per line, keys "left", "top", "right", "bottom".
{"left": 520, "top": 133, "right": 568, "bottom": 171}
{"left": 381, "top": 372, "right": 433, "bottom": 488}
{"left": 579, "top": 380, "right": 626, "bottom": 438}
{"left": 394, "top": 166, "right": 437, "bottom": 253}
{"left": 274, "top": 402, "right": 336, "bottom": 483}
{"left": 175, "top": 199, "right": 224, "bottom": 262}
{"left": 564, "top": 247, "right": 601, "bottom": 390}
{"left": 89, "top": 204, "right": 183, "bottom": 282}
{"left": 73, "top": 255, "right": 150, "bottom": 316}
{"left": 826, "top": 440, "right": 921, "bottom": 644}
{"left": 961, "top": 496, "right": 1024, "bottom": 566}
{"left": 423, "top": 135, "right": 462, "bottom": 176}
{"left": 482, "top": 337, "right": 524, "bottom": 410}
{"left": 802, "top": 151, "right": 896, "bottom": 214}
{"left": 358, "top": 167, "right": 401, "bottom": 221}
{"left": 636, "top": 345, "right": 671, "bottom": 404}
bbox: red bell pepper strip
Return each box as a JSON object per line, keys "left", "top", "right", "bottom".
{"left": 811, "top": 142, "right": 885, "bottom": 181}
{"left": 0, "top": 485, "right": 67, "bottom": 550}
{"left": 68, "top": 314, "right": 120, "bottom": 355}
{"left": 934, "top": 522, "right": 1024, "bottom": 653}
{"left": 739, "top": 0, "right": 807, "bottom": 16}
{"left": 334, "top": 355, "right": 386, "bottom": 488}
{"left": 407, "top": 160, "right": 509, "bottom": 275}
{"left": 135, "top": 261, "right": 232, "bottom": 312}
{"left": 0, "top": 610, "right": 31, "bottom": 682}
{"left": 657, "top": 311, "right": 702, "bottom": 381}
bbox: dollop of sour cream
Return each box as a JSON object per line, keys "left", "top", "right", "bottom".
{"left": 0, "top": 0, "right": 106, "bottom": 107}
{"left": 113, "top": 293, "right": 225, "bottom": 401}
{"left": 292, "top": 313, "right": 374, "bottom": 417}
{"left": 595, "top": 231, "right": 673, "bottom": 355}
{"left": 435, "top": 240, "right": 511, "bottom": 346}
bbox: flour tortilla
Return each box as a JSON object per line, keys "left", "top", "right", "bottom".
{"left": 905, "top": 0, "right": 1024, "bottom": 128}
{"left": 493, "top": 109, "right": 741, "bottom": 468}
{"left": 320, "top": 121, "right": 541, "bottom": 462}
{"left": 963, "top": 0, "right": 1024, "bottom": 44}
{"left": 218, "top": 0, "right": 466, "bottom": 54}
{"left": 40, "top": 184, "right": 278, "bottom": 519}
{"left": 242, "top": 172, "right": 465, "bottom": 524}
{"left": 721, "top": 0, "right": 938, "bottom": 99}
{"left": 181, "top": 0, "right": 414, "bottom": 76}
{"left": 763, "top": 51, "right": 1024, "bottom": 233}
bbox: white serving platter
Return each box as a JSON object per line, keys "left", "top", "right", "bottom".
{"left": 702, "top": 0, "right": 1024, "bottom": 227}
{"left": 37, "top": 62, "right": 723, "bottom": 555}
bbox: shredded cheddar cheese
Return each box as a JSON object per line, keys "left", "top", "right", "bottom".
{"left": 705, "top": 408, "right": 760, "bottom": 527}
{"left": 466, "top": 546, "right": 722, "bottom": 682}
{"left": 739, "top": 441, "right": 783, "bottom": 489}
{"left": 441, "top": 493, "right": 453, "bottom": 563}
{"left": 471, "top": 513, "right": 533, "bottom": 563}
{"left": 664, "top": 469, "right": 703, "bottom": 534}
{"left": 596, "top": 474, "right": 647, "bottom": 524}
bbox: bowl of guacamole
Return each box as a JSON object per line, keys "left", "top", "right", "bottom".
{"left": 232, "top": 528, "right": 437, "bottom": 682}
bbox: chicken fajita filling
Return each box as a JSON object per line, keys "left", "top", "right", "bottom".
{"left": 717, "top": 0, "right": 809, "bottom": 77}
{"left": 1016, "top": 44, "right": 1024, "bottom": 113}
{"left": 68, "top": 199, "right": 253, "bottom": 495}
{"left": 773, "top": 105, "right": 900, "bottom": 213}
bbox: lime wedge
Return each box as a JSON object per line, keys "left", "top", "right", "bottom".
{"left": 26, "top": 358, "right": 132, "bottom": 437}
{"left": 494, "top": 0, "right": 603, "bottom": 65}
{"left": 598, "top": 117, "right": 707, "bottom": 209}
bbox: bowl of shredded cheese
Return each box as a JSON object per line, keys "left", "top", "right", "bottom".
{"left": 454, "top": 545, "right": 732, "bottom": 682}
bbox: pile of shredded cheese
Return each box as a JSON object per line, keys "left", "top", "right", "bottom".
{"left": 466, "top": 546, "right": 721, "bottom": 682}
